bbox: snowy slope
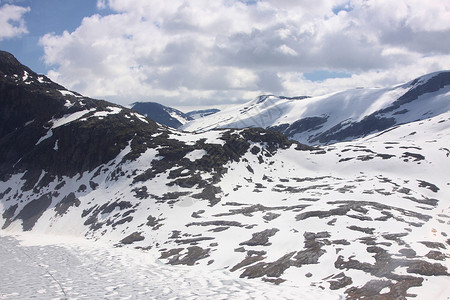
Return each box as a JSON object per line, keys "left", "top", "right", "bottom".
{"left": 186, "top": 108, "right": 221, "bottom": 120}
{"left": 181, "top": 72, "right": 450, "bottom": 145}
{"left": 2, "top": 114, "right": 449, "bottom": 298}
{"left": 0, "top": 51, "right": 449, "bottom": 299}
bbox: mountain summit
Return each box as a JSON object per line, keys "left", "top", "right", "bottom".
{"left": 0, "top": 51, "right": 449, "bottom": 299}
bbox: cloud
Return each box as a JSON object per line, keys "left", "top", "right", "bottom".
{"left": 39, "top": 0, "right": 450, "bottom": 107}
{"left": 0, "top": 4, "right": 30, "bottom": 41}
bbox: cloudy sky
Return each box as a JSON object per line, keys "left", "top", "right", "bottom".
{"left": 1, "top": 0, "right": 450, "bottom": 108}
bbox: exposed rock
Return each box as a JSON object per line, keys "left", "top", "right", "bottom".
{"left": 328, "top": 272, "right": 353, "bottom": 290}
{"left": 417, "top": 180, "right": 439, "bottom": 192}
{"left": 112, "top": 216, "right": 133, "bottom": 227}
{"left": 191, "top": 210, "right": 205, "bottom": 218}
{"left": 262, "top": 212, "right": 281, "bottom": 221}
{"left": 159, "top": 248, "right": 183, "bottom": 259}
{"left": 402, "top": 152, "right": 425, "bottom": 161}
{"left": 345, "top": 279, "right": 393, "bottom": 299}
{"left": 239, "top": 228, "right": 280, "bottom": 246}
{"left": 120, "top": 232, "right": 145, "bottom": 245}
{"left": 403, "top": 196, "right": 438, "bottom": 206}
{"left": 407, "top": 261, "right": 448, "bottom": 276}
{"left": 186, "top": 220, "right": 245, "bottom": 227}
{"left": 175, "top": 237, "right": 215, "bottom": 245}
{"left": 420, "top": 241, "right": 446, "bottom": 249}
{"left": 168, "top": 246, "right": 211, "bottom": 266}
{"left": 230, "top": 254, "right": 265, "bottom": 272}
{"left": 54, "top": 192, "right": 81, "bottom": 216}
{"left": 296, "top": 207, "right": 349, "bottom": 220}
{"left": 215, "top": 203, "right": 309, "bottom": 217}
{"left": 293, "top": 247, "right": 325, "bottom": 266}
{"left": 1, "top": 204, "right": 18, "bottom": 229}
{"left": 398, "top": 248, "right": 416, "bottom": 258}
{"left": 347, "top": 225, "right": 375, "bottom": 234}
{"left": 425, "top": 250, "right": 446, "bottom": 261}
{"left": 240, "top": 252, "right": 296, "bottom": 279}
{"left": 208, "top": 227, "right": 229, "bottom": 232}
{"left": 239, "top": 231, "right": 330, "bottom": 279}
{"left": 132, "top": 186, "right": 150, "bottom": 200}
{"left": 15, "top": 193, "right": 52, "bottom": 231}
{"left": 146, "top": 215, "right": 164, "bottom": 230}
{"left": 192, "top": 186, "right": 222, "bottom": 206}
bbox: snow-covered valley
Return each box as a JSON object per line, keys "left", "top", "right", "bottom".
{"left": 0, "top": 51, "right": 449, "bottom": 299}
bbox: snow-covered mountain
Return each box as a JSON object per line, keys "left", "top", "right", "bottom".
{"left": 181, "top": 73, "right": 450, "bottom": 145}
{"left": 131, "top": 101, "right": 193, "bottom": 128}
{"left": 130, "top": 103, "right": 220, "bottom": 128}
{"left": 1, "top": 51, "right": 449, "bottom": 299}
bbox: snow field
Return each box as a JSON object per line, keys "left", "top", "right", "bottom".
{"left": 0, "top": 232, "right": 340, "bottom": 300}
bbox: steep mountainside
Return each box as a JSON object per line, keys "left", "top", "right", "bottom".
{"left": 1, "top": 51, "right": 449, "bottom": 299}
{"left": 181, "top": 73, "right": 450, "bottom": 145}
{"left": 131, "top": 101, "right": 193, "bottom": 128}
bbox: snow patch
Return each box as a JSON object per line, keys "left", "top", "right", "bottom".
{"left": 58, "top": 90, "right": 81, "bottom": 98}
{"left": 131, "top": 112, "right": 149, "bottom": 124}
{"left": 64, "top": 100, "right": 74, "bottom": 108}
{"left": 185, "top": 149, "right": 207, "bottom": 161}
{"left": 92, "top": 106, "right": 122, "bottom": 118}
{"left": 52, "top": 109, "right": 95, "bottom": 128}
{"left": 36, "top": 130, "right": 53, "bottom": 145}
{"left": 168, "top": 110, "right": 189, "bottom": 125}
{"left": 22, "top": 71, "right": 29, "bottom": 81}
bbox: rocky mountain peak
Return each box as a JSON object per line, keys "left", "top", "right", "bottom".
{"left": 0, "top": 51, "right": 161, "bottom": 181}
{"left": 0, "top": 50, "right": 31, "bottom": 76}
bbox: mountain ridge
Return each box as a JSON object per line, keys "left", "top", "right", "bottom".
{"left": 181, "top": 71, "right": 450, "bottom": 145}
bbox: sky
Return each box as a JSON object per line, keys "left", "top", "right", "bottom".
{"left": 1, "top": 0, "right": 450, "bottom": 109}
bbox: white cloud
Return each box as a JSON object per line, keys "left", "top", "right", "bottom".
{"left": 0, "top": 4, "right": 30, "bottom": 41}
{"left": 39, "top": 0, "right": 450, "bottom": 107}
{"left": 96, "top": 0, "right": 107, "bottom": 9}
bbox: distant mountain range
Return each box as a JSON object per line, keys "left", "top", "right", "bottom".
{"left": 181, "top": 73, "right": 450, "bottom": 145}
{"left": 0, "top": 50, "right": 449, "bottom": 299}
{"left": 130, "top": 102, "right": 220, "bottom": 128}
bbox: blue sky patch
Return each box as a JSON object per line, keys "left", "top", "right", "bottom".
{"left": 332, "top": 2, "right": 353, "bottom": 15}
{"left": 304, "top": 70, "right": 352, "bottom": 82}
{"left": 0, "top": 0, "right": 100, "bottom": 74}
